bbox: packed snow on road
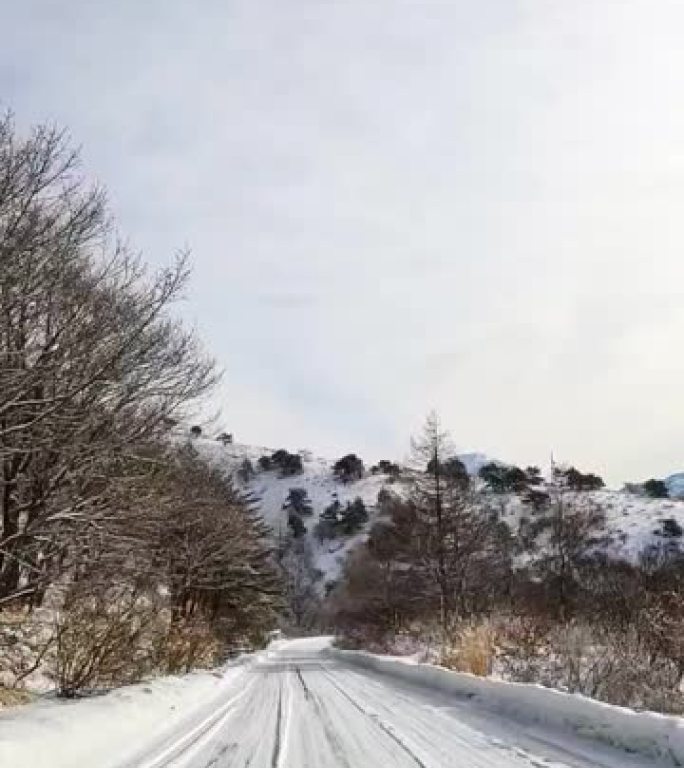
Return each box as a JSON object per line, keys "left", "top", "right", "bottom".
{"left": 2, "top": 637, "right": 682, "bottom": 768}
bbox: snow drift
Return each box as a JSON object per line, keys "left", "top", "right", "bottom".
{"left": 0, "top": 659, "right": 252, "bottom": 768}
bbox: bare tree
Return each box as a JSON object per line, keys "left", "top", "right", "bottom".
{"left": 277, "top": 535, "right": 321, "bottom": 631}
{"left": 0, "top": 113, "right": 216, "bottom": 605}
{"left": 407, "top": 413, "right": 497, "bottom": 633}
{"left": 0, "top": 114, "right": 284, "bottom": 692}
{"left": 527, "top": 472, "right": 608, "bottom": 620}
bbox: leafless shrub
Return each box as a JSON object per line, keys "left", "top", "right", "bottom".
{"left": 0, "top": 607, "right": 56, "bottom": 689}
{"left": 158, "top": 619, "right": 222, "bottom": 675}
{"left": 495, "top": 620, "right": 684, "bottom": 714}
{"left": 52, "top": 582, "right": 164, "bottom": 697}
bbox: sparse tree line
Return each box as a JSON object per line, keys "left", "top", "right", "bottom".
{"left": 0, "top": 115, "right": 281, "bottom": 697}
{"left": 327, "top": 414, "right": 684, "bottom": 715}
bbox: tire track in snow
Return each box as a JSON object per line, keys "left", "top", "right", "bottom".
{"left": 318, "top": 666, "right": 428, "bottom": 768}
{"left": 294, "top": 666, "right": 310, "bottom": 700}
{"left": 294, "top": 665, "right": 352, "bottom": 768}
{"left": 270, "top": 678, "right": 283, "bottom": 768}
{"left": 269, "top": 668, "right": 296, "bottom": 768}
{"left": 128, "top": 676, "right": 255, "bottom": 768}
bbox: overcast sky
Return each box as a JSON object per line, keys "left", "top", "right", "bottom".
{"left": 3, "top": 1, "right": 684, "bottom": 483}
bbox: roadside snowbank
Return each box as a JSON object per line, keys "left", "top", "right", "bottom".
{"left": 0, "top": 659, "right": 251, "bottom": 768}
{"left": 330, "top": 647, "right": 684, "bottom": 765}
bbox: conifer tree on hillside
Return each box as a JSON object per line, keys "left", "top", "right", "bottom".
{"left": 333, "top": 454, "right": 365, "bottom": 482}
{"left": 283, "top": 488, "right": 314, "bottom": 516}
{"left": 371, "top": 460, "right": 402, "bottom": 478}
{"left": 283, "top": 488, "right": 313, "bottom": 539}
{"left": 479, "top": 463, "right": 530, "bottom": 493}
{"left": 287, "top": 512, "right": 307, "bottom": 538}
{"left": 554, "top": 465, "right": 604, "bottom": 492}
{"left": 279, "top": 536, "right": 321, "bottom": 629}
{"left": 314, "top": 497, "right": 369, "bottom": 539}
{"left": 643, "top": 478, "right": 669, "bottom": 499}
{"left": 315, "top": 501, "right": 342, "bottom": 541}
{"left": 426, "top": 456, "right": 469, "bottom": 489}
{"left": 338, "top": 498, "right": 369, "bottom": 535}
{"left": 271, "top": 449, "right": 303, "bottom": 476}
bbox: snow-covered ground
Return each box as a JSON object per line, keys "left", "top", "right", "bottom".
{"left": 192, "top": 437, "right": 684, "bottom": 581}
{"left": 0, "top": 657, "right": 253, "bottom": 768}
{"left": 3, "top": 637, "right": 682, "bottom": 767}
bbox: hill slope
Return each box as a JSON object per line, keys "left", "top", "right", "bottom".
{"left": 192, "top": 440, "right": 400, "bottom": 584}
{"left": 191, "top": 438, "right": 684, "bottom": 584}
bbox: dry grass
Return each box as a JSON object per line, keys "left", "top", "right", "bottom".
{"left": 440, "top": 621, "right": 496, "bottom": 676}
{"left": 0, "top": 686, "right": 34, "bottom": 707}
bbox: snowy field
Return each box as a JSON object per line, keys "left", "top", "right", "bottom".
{"left": 2, "top": 637, "right": 682, "bottom": 767}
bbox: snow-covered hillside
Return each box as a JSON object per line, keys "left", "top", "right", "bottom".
{"left": 489, "top": 488, "right": 684, "bottom": 562}
{"left": 191, "top": 438, "right": 684, "bottom": 583}
{"left": 588, "top": 490, "right": 684, "bottom": 560}
{"left": 192, "top": 440, "right": 401, "bottom": 585}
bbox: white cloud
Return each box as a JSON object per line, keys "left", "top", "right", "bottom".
{"left": 3, "top": 0, "right": 684, "bottom": 482}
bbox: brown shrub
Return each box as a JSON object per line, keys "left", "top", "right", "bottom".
{"left": 440, "top": 621, "right": 496, "bottom": 677}
{"left": 158, "top": 619, "right": 222, "bottom": 674}
{"left": 52, "top": 585, "right": 164, "bottom": 697}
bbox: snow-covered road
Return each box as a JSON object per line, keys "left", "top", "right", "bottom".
{"left": 118, "top": 638, "right": 654, "bottom": 768}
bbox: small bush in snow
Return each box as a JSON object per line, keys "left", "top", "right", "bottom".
{"left": 271, "top": 449, "right": 304, "bottom": 476}
{"left": 371, "top": 460, "right": 402, "bottom": 478}
{"left": 643, "top": 478, "right": 669, "bottom": 499}
{"left": 333, "top": 454, "right": 365, "bottom": 482}
{"left": 159, "top": 619, "right": 222, "bottom": 674}
{"left": 656, "top": 517, "right": 683, "bottom": 538}
{"left": 521, "top": 487, "right": 550, "bottom": 511}
{"left": 283, "top": 487, "right": 314, "bottom": 516}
